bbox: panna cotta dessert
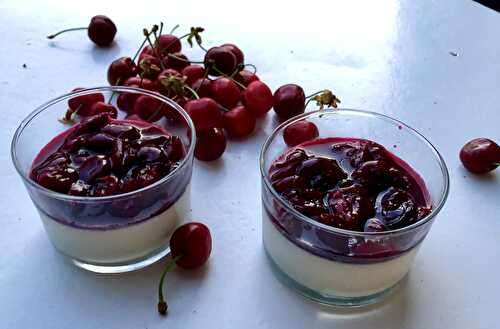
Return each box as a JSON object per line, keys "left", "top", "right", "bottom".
{"left": 29, "top": 113, "right": 190, "bottom": 265}
{"left": 260, "top": 110, "right": 449, "bottom": 306}
{"left": 12, "top": 87, "right": 195, "bottom": 272}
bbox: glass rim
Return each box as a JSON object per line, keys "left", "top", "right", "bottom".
{"left": 259, "top": 108, "right": 450, "bottom": 237}
{"left": 11, "top": 86, "right": 196, "bottom": 202}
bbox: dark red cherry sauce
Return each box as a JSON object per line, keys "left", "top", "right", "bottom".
{"left": 269, "top": 137, "right": 431, "bottom": 233}
{"left": 30, "top": 113, "right": 185, "bottom": 197}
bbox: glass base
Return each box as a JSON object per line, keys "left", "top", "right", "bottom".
{"left": 70, "top": 245, "right": 171, "bottom": 274}
{"left": 265, "top": 248, "right": 400, "bottom": 307}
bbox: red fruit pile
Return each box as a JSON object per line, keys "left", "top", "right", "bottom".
{"left": 61, "top": 23, "right": 341, "bottom": 162}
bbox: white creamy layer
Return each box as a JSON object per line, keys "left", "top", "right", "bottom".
{"left": 263, "top": 212, "right": 419, "bottom": 298}
{"left": 40, "top": 186, "right": 190, "bottom": 264}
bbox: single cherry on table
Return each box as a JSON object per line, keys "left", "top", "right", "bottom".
{"left": 157, "top": 222, "right": 212, "bottom": 315}
{"left": 47, "top": 15, "right": 117, "bottom": 47}
{"left": 460, "top": 138, "right": 500, "bottom": 174}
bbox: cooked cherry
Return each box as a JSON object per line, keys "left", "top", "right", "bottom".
{"left": 221, "top": 43, "right": 244, "bottom": 65}
{"left": 79, "top": 155, "right": 111, "bottom": 183}
{"left": 184, "top": 98, "right": 223, "bottom": 132}
{"left": 235, "top": 70, "right": 259, "bottom": 88}
{"left": 92, "top": 175, "right": 119, "bottom": 196}
{"left": 102, "top": 124, "right": 141, "bottom": 140}
{"left": 323, "top": 189, "right": 374, "bottom": 230}
{"left": 204, "top": 46, "right": 237, "bottom": 76}
{"left": 181, "top": 65, "right": 205, "bottom": 85}
{"left": 107, "top": 57, "right": 137, "bottom": 85}
{"left": 331, "top": 140, "right": 384, "bottom": 169}
{"left": 68, "top": 180, "right": 92, "bottom": 196}
{"left": 273, "top": 84, "right": 305, "bottom": 120}
{"left": 194, "top": 128, "right": 226, "bottom": 161}
{"left": 137, "top": 146, "right": 166, "bottom": 163}
{"left": 190, "top": 78, "right": 212, "bottom": 98}
{"left": 283, "top": 120, "right": 319, "bottom": 147}
{"left": 296, "top": 157, "right": 347, "bottom": 191}
{"left": 223, "top": 105, "right": 256, "bottom": 138}
{"left": 242, "top": 81, "right": 273, "bottom": 115}
{"left": 86, "top": 133, "right": 115, "bottom": 150}
{"left": 69, "top": 113, "right": 111, "bottom": 138}
{"left": 375, "top": 187, "right": 417, "bottom": 228}
{"left": 37, "top": 167, "right": 78, "bottom": 193}
{"left": 132, "top": 163, "right": 165, "bottom": 188}
{"left": 211, "top": 78, "right": 240, "bottom": 109}
{"left": 162, "top": 136, "right": 185, "bottom": 162}
{"left": 67, "top": 88, "right": 105, "bottom": 117}
{"left": 364, "top": 218, "right": 387, "bottom": 232}
{"left": 272, "top": 175, "right": 307, "bottom": 193}
{"left": 460, "top": 138, "right": 500, "bottom": 174}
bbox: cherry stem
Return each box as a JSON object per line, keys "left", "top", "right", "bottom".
{"left": 243, "top": 63, "right": 257, "bottom": 74}
{"left": 305, "top": 90, "right": 329, "bottom": 99}
{"left": 158, "top": 22, "right": 164, "bottom": 38}
{"left": 157, "top": 254, "right": 183, "bottom": 315}
{"left": 144, "top": 28, "right": 165, "bottom": 70}
{"left": 184, "top": 85, "right": 200, "bottom": 100}
{"left": 168, "top": 53, "right": 202, "bottom": 64}
{"left": 47, "top": 27, "right": 87, "bottom": 39}
{"left": 211, "top": 66, "right": 246, "bottom": 89}
{"left": 170, "top": 24, "right": 179, "bottom": 34}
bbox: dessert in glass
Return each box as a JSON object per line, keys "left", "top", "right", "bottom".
{"left": 260, "top": 109, "right": 449, "bottom": 306}
{"left": 11, "top": 86, "right": 195, "bottom": 273}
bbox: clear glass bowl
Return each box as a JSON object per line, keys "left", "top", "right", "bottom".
{"left": 11, "top": 86, "right": 196, "bottom": 273}
{"left": 260, "top": 109, "right": 449, "bottom": 306}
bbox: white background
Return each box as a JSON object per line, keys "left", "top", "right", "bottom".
{"left": 1, "top": 0, "right": 499, "bottom": 328}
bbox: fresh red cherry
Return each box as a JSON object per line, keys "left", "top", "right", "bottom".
{"left": 283, "top": 120, "right": 319, "bottom": 147}
{"left": 67, "top": 88, "right": 105, "bottom": 116}
{"left": 184, "top": 98, "right": 222, "bottom": 132}
{"left": 221, "top": 43, "right": 244, "bottom": 65}
{"left": 195, "top": 128, "right": 227, "bottom": 161}
{"left": 138, "top": 45, "right": 153, "bottom": 63}
{"left": 204, "top": 46, "right": 237, "bottom": 76}
{"left": 163, "top": 52, "right": 190, "bottom": 72}
{"left": 235, "top": 70, "right": 259, "bottom": 88}
{"left": 85, "top": 102, "right": 118, "bottom": 118}
{"left": 124, "top": 77, "right": 157, "bottom": 91}
{"left": 223, "top": 105, "right": 256, "bottom": 138}
{"left": 157, "top": 222, "right": 212, "bottom": 315}
{"left": 134, "top": 95, "right": 165, "bottom": 122}
{"left": 460, "top": 138, "right": 500, "bottom": 174}
{"left": 181, "top": 65, "right": 205, "bottom": 85}
{"left": 211, "top": 77, "right": 241, "bottom": 109}
{"left": 242, "top": 81, "right": 273, "bottom": 115}
{"left": 138, "top": 54, "right": 162, "bottom": 80}
{"left": 117, "top": 88, "right": 140, "bottom": 114}
{"left": 47, "top": 15, "right": 117, "bottom": 47}
{"left": 273, "top": 84, "right": 306, "bottom": 120}
{"left": 157, "top": 68, "right": 181, "bottom": 96}
{"left": 155, "top": 34, "right": 182, "bottom": 56}
{"left": 190, "top": 78, "right": 212, "bottom": 98}
{"left": 107, "top": 57, "right": 137, "bottom": 85}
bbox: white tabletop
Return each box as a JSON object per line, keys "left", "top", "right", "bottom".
{"left": 1, "top": 0, "right": 499, "bottom": 328}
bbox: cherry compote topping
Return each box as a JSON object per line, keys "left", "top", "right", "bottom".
{"left": 269, "top": 138, "right": 431, "bottom": 232}
{"left": 30, "top": 114, "right": 186, "bottom": 197}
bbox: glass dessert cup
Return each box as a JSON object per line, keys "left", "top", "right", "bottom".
{"left": 260, "top": 109, "right": 449, "bottom": 306}
{"left": 11, "top": 86, "right": 195, "bottom": 273}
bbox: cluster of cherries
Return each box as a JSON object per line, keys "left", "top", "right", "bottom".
{"left": 50, "top": 18, "right": 339, "bottom": 161}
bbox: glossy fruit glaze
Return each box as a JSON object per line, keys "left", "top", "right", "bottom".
{"left": 30, "top": 113, "right": 185, "bottom": 197}
{"left": 269, "top": 137, "right": 431, "bottom": 233}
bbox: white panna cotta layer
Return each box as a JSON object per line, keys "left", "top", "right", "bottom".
{"left": 40, "top": 185, "right": 190, "bottom": 264}
{"left": 263, "top": 211, "right": 420, "bottom": 298}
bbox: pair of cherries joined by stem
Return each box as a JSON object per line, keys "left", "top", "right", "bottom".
{"left": 157, "top": 222, "right": 212, "bottom": 316}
